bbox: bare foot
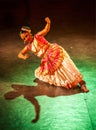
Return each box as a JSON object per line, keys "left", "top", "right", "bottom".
{"left": 81, "top": 85, "right": 89, "bottom": 93}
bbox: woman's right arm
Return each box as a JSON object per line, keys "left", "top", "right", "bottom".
{"left": 18, "top": 46, "right": 29, "bottom": 60}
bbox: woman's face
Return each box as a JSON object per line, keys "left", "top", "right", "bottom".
{"left": 20, "top": 32, "right": 33, "bottom": 44}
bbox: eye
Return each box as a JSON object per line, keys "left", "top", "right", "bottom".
{"left": 23, "top": 35, "right": 28, "bottom": 40}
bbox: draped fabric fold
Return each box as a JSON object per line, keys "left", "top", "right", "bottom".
{"left": 30, "top": 34, "right": 82, "bottom": 88}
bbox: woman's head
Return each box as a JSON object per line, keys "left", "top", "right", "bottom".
{"left": 20, "top": 26, "right": 33, "bottom": 44}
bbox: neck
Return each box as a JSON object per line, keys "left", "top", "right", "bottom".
{"left": 29, "top": 37, "right": 34, "bottom": 43}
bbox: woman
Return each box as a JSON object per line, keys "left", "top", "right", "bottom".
{"left": 18, "top": 17, "right": 89, "bottom": 92}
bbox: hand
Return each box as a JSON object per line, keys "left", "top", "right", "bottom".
{"left": 45, "top": 17, "right": 51, "bottom": 24}
{"left": 23, "top": 54, "right": 29, "bottom": 60}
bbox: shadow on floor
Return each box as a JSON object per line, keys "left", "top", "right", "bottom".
{"left": 4, "top": 78, "right": 83, "bottom": 123}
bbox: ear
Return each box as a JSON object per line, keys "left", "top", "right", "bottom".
{"left": 27, "top": 29, "right": 31, "bottom": 33}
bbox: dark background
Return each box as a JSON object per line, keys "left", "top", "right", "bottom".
{"left": 0, "top": 0, "right": 95, "bottom": 35}
{"left": 0, "top": 1, "right": 96, "bottom": 129}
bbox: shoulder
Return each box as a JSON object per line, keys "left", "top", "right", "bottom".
{"left": 34, "top": 33, "right": 40, "bottom": 39}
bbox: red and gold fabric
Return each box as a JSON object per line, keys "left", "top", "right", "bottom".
{"left": 30, "top": 34, "right": 83, "bottom": 88}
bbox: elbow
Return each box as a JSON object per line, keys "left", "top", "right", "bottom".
{"left": 17, "top": 53, "right": 22, "bottom": 59}
{"left": 17, "top": 54, "right": 20, "bottom": 59}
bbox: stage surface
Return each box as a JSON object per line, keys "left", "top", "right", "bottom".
{"left": 0, "top": 26, "right": 96, "bottom": 130}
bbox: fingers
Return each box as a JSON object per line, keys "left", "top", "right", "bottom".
{"left": 45, "top": 17, "right": 51, "bottom": 23}
{"left": 23, "top": 54, "right": 29, "bottom": 60}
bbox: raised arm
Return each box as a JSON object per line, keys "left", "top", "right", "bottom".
{"left": 37, "top": 17, "right": 51, "bottom": 36}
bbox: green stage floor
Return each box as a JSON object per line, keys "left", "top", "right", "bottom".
{"left": 0, "top": 29, "right": 96, "bottom": 130}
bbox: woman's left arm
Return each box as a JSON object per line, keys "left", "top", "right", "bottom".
{"left": 37, "top": 17, "right": 51, "bottom": 36}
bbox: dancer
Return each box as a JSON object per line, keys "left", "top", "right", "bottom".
{"left": 18, "top": 17, "right": 89, "bottom": 92}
